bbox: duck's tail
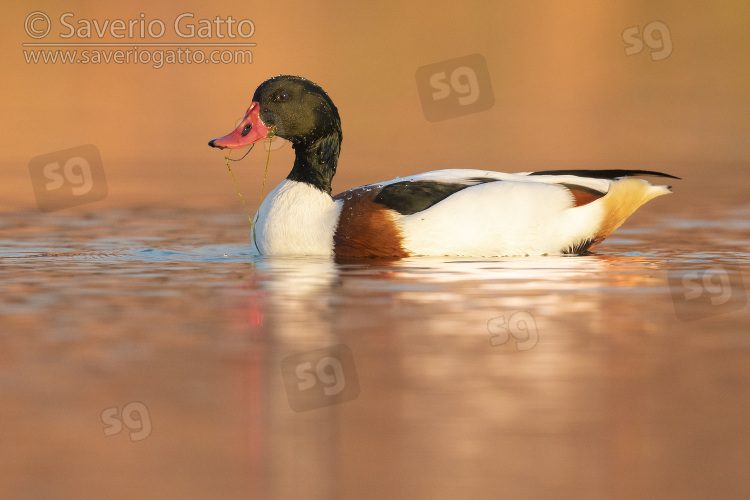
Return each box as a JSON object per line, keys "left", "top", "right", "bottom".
{"left": 594, "top": 177, "right": 673, "bottom": 241}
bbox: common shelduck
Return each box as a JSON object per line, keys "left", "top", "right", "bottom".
{"left": 209, "top": 75, "right": 678, "bottom": 258}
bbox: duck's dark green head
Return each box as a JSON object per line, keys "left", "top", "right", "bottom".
{"left": 208, "top": 75, "right": 341, "bottom": 150}
{"left": 208, "top": 75, "right": 343, "bottom": 194}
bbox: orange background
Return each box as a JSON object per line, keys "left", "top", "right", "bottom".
{"left": 2, "top": 0, "right": 748, "bottom": 211}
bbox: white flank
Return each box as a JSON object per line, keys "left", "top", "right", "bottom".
{"left": 253, "top": 180, "right": 342, "bottom": 256}
{"left": 399, "top": 180, "right": 605, "bottom": 256}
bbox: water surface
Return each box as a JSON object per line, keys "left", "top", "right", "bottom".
{"left": 1, "top": 204, "right": 749, "bottom": 499}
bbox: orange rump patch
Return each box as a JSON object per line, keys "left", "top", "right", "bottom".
{"left": 559, "top": 183, "right": 606, "bottom": 207}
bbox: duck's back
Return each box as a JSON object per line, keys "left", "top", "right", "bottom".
{"left": 333, "top": 169, "right": 675, "bottom": 257}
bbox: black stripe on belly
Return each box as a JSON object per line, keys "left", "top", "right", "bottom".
{"left": 562, "top": 237, "right": 598, "bottom": 255}
{"left": 374, "top": 179, "right": 496, "bottom": 215}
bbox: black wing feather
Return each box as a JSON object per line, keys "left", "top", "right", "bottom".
{"left": 528, "top": 169, "right": 680, "bottom": 180}
{"left": 374, "top": 179, "right": 495, "bottom": 215}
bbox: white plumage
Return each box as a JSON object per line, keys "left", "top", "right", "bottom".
{"left": 254, "top": 180, "right": 342, "bottom": 256}
{"left": 250, "top": 170, "right": 672, "bottom": 257}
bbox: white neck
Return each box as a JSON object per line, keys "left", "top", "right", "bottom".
{"left": 252, "top": 180, "right": 342, "bottom": 256}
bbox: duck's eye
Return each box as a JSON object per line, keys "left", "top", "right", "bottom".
{"left": 274, "top": 90, "right": 290, "bottom": 102}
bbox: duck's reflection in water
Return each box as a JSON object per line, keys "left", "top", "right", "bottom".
{"left": 238, "top": 253, "right": 675, "bottom": 498}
